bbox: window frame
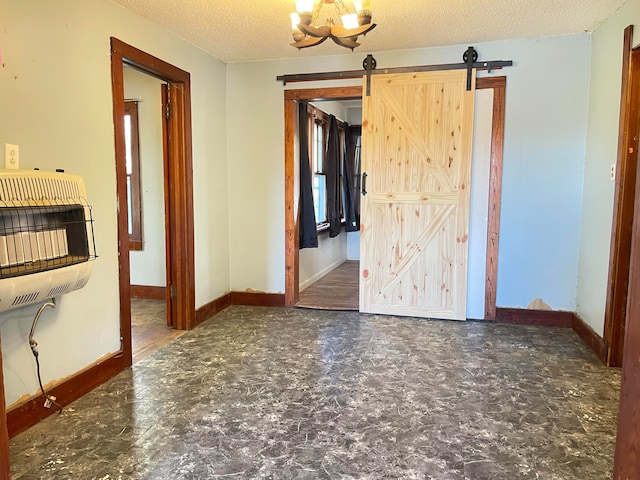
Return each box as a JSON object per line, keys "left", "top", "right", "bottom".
{"left": 306, "top": 103, "right": 347, "bottom": 233}
{"left": 124, "top": 100, "right": 143, "bottom": 250}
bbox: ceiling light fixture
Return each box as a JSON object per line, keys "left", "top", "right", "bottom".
{"left": 290, "top": 0, "right": 376, "bottom": 50}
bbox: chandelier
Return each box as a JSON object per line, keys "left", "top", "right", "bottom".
{"left": 290, "top": 0, "right": 376, "bottom": 50}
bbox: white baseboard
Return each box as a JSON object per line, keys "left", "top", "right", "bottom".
{"left": 299, "top": 258, "right": 347, "bottom": 291}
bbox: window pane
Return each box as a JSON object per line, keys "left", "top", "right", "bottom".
{"left": 126, "top": 176, "right": 133, "bottom": 235}
{"left": 314, "top": 122, "right": 323, "bottom": 172}
{"left": 124, "top": 114, "right": 133, "bottom": 175}
{"left": 313, "top": 174, "right": 327, "bottom": 223}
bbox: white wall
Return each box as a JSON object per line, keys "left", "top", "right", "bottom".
{"left": 576, "top": 0, "right": 640, "bottom": 335}
{"left": 124, "top": 68, "right": 166, "bottom": 287}
{"left": 227, "top": 35, "right": 592, "bottom": 312}
{"left": 345, "top": 106, "right": 362, "bottom": 261}
{"left": 0, "top": 0, "right": 229, "bottom": 406}
{"left": 299, "top": 235, "right": 347, "bottom": 291}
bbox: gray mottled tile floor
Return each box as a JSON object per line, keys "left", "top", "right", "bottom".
{"left": 10, "top": 306, "right": 620, "bottom": 479}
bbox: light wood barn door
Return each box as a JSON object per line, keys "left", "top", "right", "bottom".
{"left": 359, "top": 70, "right": 475, "bottom": 320}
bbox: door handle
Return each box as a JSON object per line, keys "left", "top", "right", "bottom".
{"left": 361, "top": 172, "right": 368, "bottom": 196}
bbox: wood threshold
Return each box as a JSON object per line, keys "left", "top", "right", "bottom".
{"left": 283, "top": 78, "right": 506, "bottom": 320}
{"left": 604, "top": 25, "right": 638, "bottom": 368}
{"left": 130, "top": 285, "right": 166, "bottom": 300}
{"left": 6, "top": 351, "right": 126, "bottom": 438}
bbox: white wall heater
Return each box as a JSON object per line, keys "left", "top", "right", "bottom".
{"left": 0, "top": 169, "right": 97, "bottom": 312}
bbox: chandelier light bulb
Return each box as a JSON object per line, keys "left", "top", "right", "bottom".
{"left": 290, "top": 12, "right": 301, "bottom": 30}
{"left": 296, "top": 0, "right": 314, "bottom": 14}
{"left": 341, "top": 13, "right": 359, "bottom": 29}
{"left": 289, "top": 0, "right": 376, "bottom": 50}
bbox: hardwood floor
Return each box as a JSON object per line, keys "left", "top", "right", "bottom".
{"left": 131, "top": 298, "right": 185, "bottom": 363}
{"left": 296, "top": 260, "right": 359, "bottom": 311}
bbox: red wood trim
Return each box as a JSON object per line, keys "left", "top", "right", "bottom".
{"left": 130, "top": 285, "right": 166, "bottom": 300}
{"left": 6, "top": 352, "right": 126, "bottom": 438}
{"left": 111, "top": 37, "right": 195, "bottom": 335}
{"left": 111, "top": 38, "right": 190, "bottom": 82}
{"left": 614, "top": 68, "right": 640, "bottom": 471}
{"left": 495, "top": 307, "right": 574, "bottom": 328}
{"left": 285, "top": 99, "right": 298, "bottom": 307}
{"left": 604, "top": 26, "right": 638, "bottom": 368}
{"left": 195, "top": 293, "right": 232, "bottom": 327}
{"left": 495, "top": 308, "right": 607, "bottom": 363}
{"left": 476, "top": 77, "right": 506, "bottom": 89}
{"left": 477, "top": 77, "right": 506, "bottom": 320}
{"left": 231, "top": 292, "right": 286, "bottom": 307}
{"left": 285, "top": 86, "right": 362, "bottom": 101}
{"left": 0, "top": 336, "right": 10, "bottom": 480}
{"left": 110, "top": 39, "right": 133, "bottom": 368}
{"left": 571, "top": 314, "right": 608, "bottom": 364}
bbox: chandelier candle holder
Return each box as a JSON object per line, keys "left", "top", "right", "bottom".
{"left": 290, "top": 0, "right": 376, "bottom": 50}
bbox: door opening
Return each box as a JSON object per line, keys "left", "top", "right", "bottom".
{"left": 110, "top": 38, "right": 196, "bottom": 367}
{"left": 604, "top": 26, "right": 640, "bottom": 367}
{"left": 284, "top": 77, "right": 506, "bottom": 320}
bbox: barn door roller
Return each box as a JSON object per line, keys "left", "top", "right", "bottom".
{"left": 276, "top": 47, "right": 513, "bottom": 95}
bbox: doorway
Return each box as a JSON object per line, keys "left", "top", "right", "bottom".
{"left": 110, "top": 38, "right": 196, "bottom": 366}
{"left": 604, "top": 25, "right": 640, "bottom": 367}
{"left": 122, "top": 67, "right": 187, "bottom": 362}
{"left": 284, "top": 77, "right": 506, "bottom": 320}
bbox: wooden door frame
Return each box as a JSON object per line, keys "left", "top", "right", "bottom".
{"left": 284, "top": 77, "right": 506, "bottom": 319}
{"left": 613, "top": 129, "right": 640, "bottom": 476}
{"left": 604, "top": 25, "right": 639, "bottom": 367}
{"left": 110, "top": 38, "right": 196, "bottom": 366}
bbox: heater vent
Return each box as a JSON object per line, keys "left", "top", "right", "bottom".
{"left": 11, "top": 292, "right": 40, "bottom": 306}
{"left": 47, "top": 283, "right": 71, "bottom": 298}
{"left": 0, "top": 170, "right": 97, "bottom": 312}
{"left": 0, "top": 175, "right": 82, "bottom": 205}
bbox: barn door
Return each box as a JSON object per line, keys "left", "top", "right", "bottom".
{"left": 359, "top": 70, "right": 475, "bottom": 320}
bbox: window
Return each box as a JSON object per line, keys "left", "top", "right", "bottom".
{"left": 124, "top": 101, "right": 143, "bottom": 250}
{"left": 307, "top": 104, "right": 347, "bottom": 231}
{"left": 311, "top": 117, "right": 327, "bottom": 224}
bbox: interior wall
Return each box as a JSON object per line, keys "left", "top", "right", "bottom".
{"left": 466, "top": 89, "right": 493, "bottom": 320}
{"left": 124, "top": 67, "right": 166, "bottom": 287}
{"left": 0, "top": 0, "right": 229, "bottom": 406}
{"left": 299, "top": 236, "right": 347, "bottom": 291}
{"left": 227, "top": 35, "right": 591, "bottom": 312}
{"left": 576, "top": 1, "right": 640, "bottom": 335}
{"left": 345, "top": 106, "right": 362, "bottom": 262}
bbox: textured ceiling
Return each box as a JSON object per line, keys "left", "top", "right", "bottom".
{"left": 110, "top": 0, "right": 627, "bottom": 63}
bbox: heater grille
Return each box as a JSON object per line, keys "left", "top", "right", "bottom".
{"left": 0, "top": 170, "right": 97, "bottom": 312}
{"left": 0, "top": 175, "right": 82, "bottom": 205}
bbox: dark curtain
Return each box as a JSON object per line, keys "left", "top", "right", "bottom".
{"left": 343, "top": 124, "right": 361, "bottom": 232}
{"left": 298, "top": 101, "right": 318, "bottom": 249}
{"left": 325, "top": 115, "right": 342, "bottom": 238}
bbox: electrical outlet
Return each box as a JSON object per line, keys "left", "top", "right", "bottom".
{"left": 610, "top": 163, "right": 616, "bottom": 181}
{"left": 5, "top": 143, "right": 19, "bottom": 170}
{"left": 44, "top": 395, "right": 56, "bottom": 409}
